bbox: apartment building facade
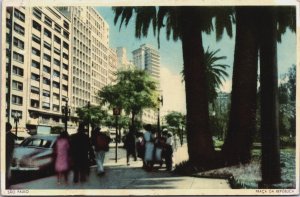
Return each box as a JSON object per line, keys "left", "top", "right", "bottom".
{"left": 5, "top": 6, "right": 115, "bottom": 134}
{"left": 5, "top": 7, "right": 71, "bottom": 133}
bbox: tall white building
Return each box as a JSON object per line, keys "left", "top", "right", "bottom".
{"left": 132, "top": 44, "right": 161, "bottom": 124}
{"left": 5, "top": 6, "right": 115, "bottom": 134}
{"left": 132, "top": 44, "right": 160, "bottom": 87}
{"left": 5, "top": 7, "right": 71, "bottom": 133}
{"left": 58, "top": 7, "right": 111, "bottom": 111}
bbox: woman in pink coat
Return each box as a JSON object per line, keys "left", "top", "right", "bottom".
{"left": 55, "top": 131, "right": 70, "bottom": 184}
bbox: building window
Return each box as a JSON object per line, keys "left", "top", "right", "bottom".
{"left": 33, "top": 8, "right": 42, "bottom": 19}
{"left": 43, "top": 65, "right": 51, "bottom": 73}
{"left": 43, "top": 77, "right": 50, "bottom": 85}
{"left": 44, "top": 16, "right": 52, "bottom": 27}
{"left": 53, "top": 81, "right": 60, "bottom": 89}
{"left": 53, "top": 104, "right": 59, "bottom": 112}
{"left": 14, "top": 23, "right": 25, "bottom": 35}
{"left": 31, "top": 86, "right": 39, "bottom": 94}
{"left": 62, "top": 74, "right": 68, "bottom": 81}
{"left": 14, "top": 9, "right": 25, "bottom": 22}
{"left": 32, "top": 47, "right": 40, "bottom": 56}
{"left": 13, "top": 37, "right": 24, "bottom": 49}
{"left": 31, "top": 60, "right": 40, "bottom": 69}
{"left": 31, "top": 73, "right": 40, "bottom": 81}
{"left": 13, "top": 52, "right": 24, "bottom": 63}
{"left": 43, "top": 54, "right": 51, "bottom": 62}
{"left": 54, "top": 47, "right": 60, "bottom": 55}
{"left": 63, "top": 30, "right": 69, "bottom": 39}
{"left": 63, "top": 41, "right": 69, "bottom": 50}
{"left": 63, "top": 63, "right": 68, "bottom": 70}
{"left": 30, "top": 99, "right": 39, "bottom": 108}
{"left": 54, "top": 24, "right": 61, "bottom": 33}
{"left": 63, "top": 20, "right": 69, "bottom": 30}
{"left": 44, "top": 28, "right": 51, "bottom": 38}
{"left": 32, "top": 34, "right": 41, "bottom": 44}
{"left": 62, "top": 85, "right": 68, "bottom": 91}
{"left": 53, "top": 93, "right": 60, "bottom": 100}
{"left": 54, "top": 35, "right": 61, "bottom": 44}
{"left": 12, "top": 95, "right": 23, "bottom": 105}
{"left": 53, "top": 70, "right": 60, "bottom": 77}
{"left": 63, "top": 53, "right": 68, "bottom": 60}
{"left": 32, "top": 20, "right": 41, "bottom": 31}
{"left": 42, "top": 90, "right": 50, "bottom": 97}
{"left": 44, "top": 41, "right": 51, "bottom": 50}
{"left": 54, "top": 59, "right": 60, "bottom": 66}
{"left": 12, "top": 66, "right": 24, "bottom": 76}
{"left": 12, "top": 80, "right": 23, "bottom": 91}
{"left": 42, "top": 102, "right": 50, "bottom": 110}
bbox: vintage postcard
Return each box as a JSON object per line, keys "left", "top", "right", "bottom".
{"left": 1, "top": 0, "right": 299, "bottom": 196}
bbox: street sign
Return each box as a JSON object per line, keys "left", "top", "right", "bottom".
{"left": 113, "top": 108, "right": 121, "bottom": 116}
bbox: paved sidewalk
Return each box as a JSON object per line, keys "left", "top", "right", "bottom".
{"left": 10, "top": 144, "right": 231, "bottom": 190}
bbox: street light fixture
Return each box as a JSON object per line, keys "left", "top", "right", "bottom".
{"left": 13, "top": 113, "right": 21, "bottom": 137}
{"left": 157, "top": 95, "right": 163, "bottom": 135}
{"left": 63, "top": 97, "right": 70, "bottom": 133}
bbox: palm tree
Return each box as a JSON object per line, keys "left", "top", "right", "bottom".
{"left": 258, "top": 6, "right": 295, "bottom": 185}
{"left": 113, "top": 7, "right": 233, "bottom": 166}
{"left": 181, "top": 47, "right": 229, "bottom": 104}
{"left": 222, "top": 7, "right": 260, "bottom": 165}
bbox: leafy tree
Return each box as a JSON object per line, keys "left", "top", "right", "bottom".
{"left": 98, "top": 69, "right": 158, "bottom": 130}
{"left": 113, "top": 7, "right": 234, "bottom": 165}
{"left": 76, "top": 105, "right": 108, "bottom": 131}
{"left": 164, "top": 111, "right": 186, "bottom": 146}
{"left": 287, "top": 64, "right": 296, "bottom": 102}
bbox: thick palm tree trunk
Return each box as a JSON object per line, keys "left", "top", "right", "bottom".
{"left": 222, "top": 7, "right": 259, "bottom": 165}
{"left": 259, "top": 7, "right": 281, "bottom": 185}
{"left": 180, "top": 7, "right": 215, "bottom": 166}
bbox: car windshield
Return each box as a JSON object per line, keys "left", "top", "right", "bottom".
{"left": 20, "top": 138, "right": 53, "bottom": 148}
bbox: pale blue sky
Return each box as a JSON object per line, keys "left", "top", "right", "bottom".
{"left": 96, "top": 7, "right": 296, "bottom": 113}
{"left": 97, "top": 7, "right": 296, "bottom": 78}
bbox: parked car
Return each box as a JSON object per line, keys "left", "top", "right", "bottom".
{"left": 11, "top": 135, "right": 58, "bottom": 172}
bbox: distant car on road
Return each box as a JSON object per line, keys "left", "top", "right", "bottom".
{"left": 11, "top": 135, "right": 58, "bottom": 173}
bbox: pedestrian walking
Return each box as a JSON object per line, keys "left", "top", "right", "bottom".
{"left": 70, "top": 123, "right": 91, "bottom": 183}
{"left": 6, "top": 122, "right": 16, "bottom": 189}
{"left": 143, "top": 124, "right": 155, "bottom": 170}
{"left": 155, "top": 132, "right": 166, "bottom": 168}
{"left": 136, "top": 132, "right": 145, "bottom": 166}
{"left": 54, "top": 131, "right": 71, "bottom": 185}
{"left": 91, "top": 127, "right": 110, "bottom": 176}
{"left": 124, "top": 126, "right": 137, "bottom": 166}
{"left": 165, "top": 131, "right": 174, "bottom": 171}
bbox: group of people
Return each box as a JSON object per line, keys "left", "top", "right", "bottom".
{"left": 53, "top": 123, "right": 111, "bottom": 185}
{"left": 124, "top": 124, "right": 174, "bottom": 171}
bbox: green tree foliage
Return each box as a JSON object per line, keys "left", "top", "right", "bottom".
{"left": 76, "top": 105, "right": 108, "bottom": 130}
{"left": 164, "top": 111, "right": 186, "bottom": 145}
{"left": 287, "top": 64, "right": 296, "bottom": 102}
{"left": 98, "top": 69, "right": 159, "bottom": 128}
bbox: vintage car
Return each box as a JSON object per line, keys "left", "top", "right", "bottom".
{"left": 11, "top": 135, "right": 58, "bottom": 172}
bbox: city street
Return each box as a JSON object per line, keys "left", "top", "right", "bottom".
{"left": 10, "top": 144, "right": 231, "bottom": 191}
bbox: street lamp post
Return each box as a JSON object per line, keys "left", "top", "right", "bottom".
{"left": 157, "top": 96, "right": 163, "bottom": 135}
{"left": 13, "top": 113, "right": 20, "bottom": 137}
{"left": 113, "top": 107, "right": 121, "bottom": 163}
{"left": 64, "top": 97, "right": 70, "bottom": 133}
{"left": 87, "top": 101, "right": 91, "bottom": 137}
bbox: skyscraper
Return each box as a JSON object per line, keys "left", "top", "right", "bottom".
{"left": 132, "top": 44, "right": 161, "bottom": 124}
